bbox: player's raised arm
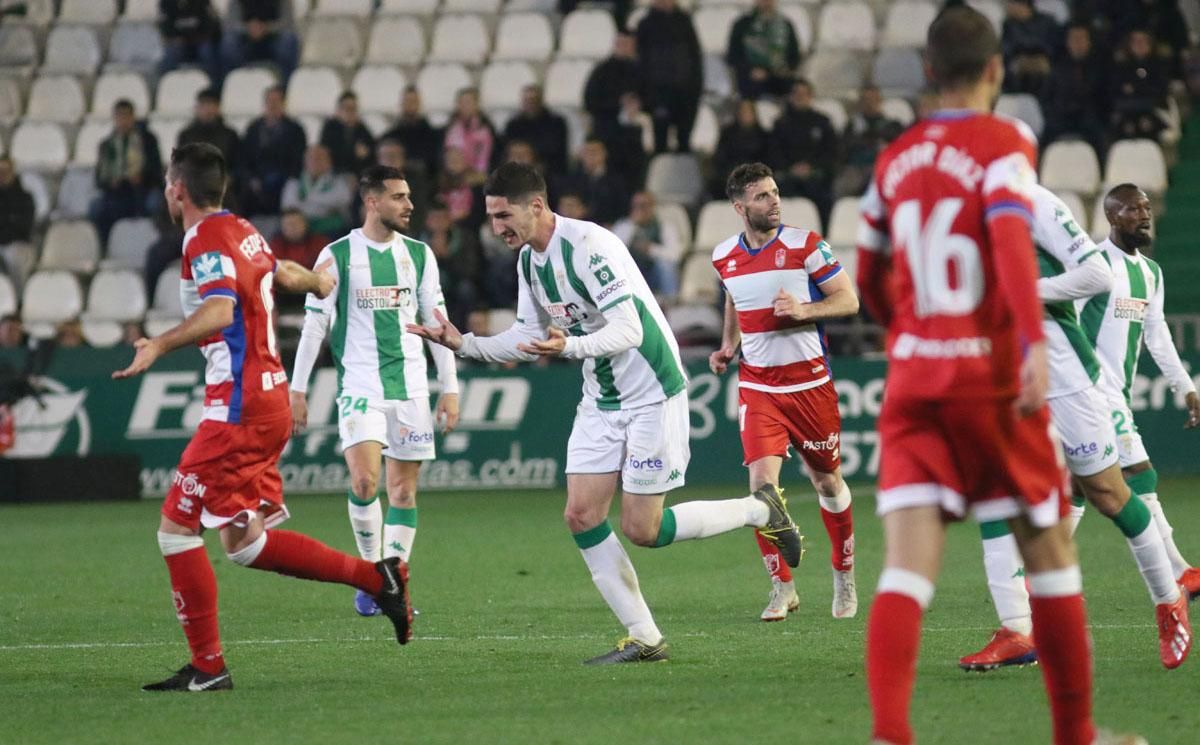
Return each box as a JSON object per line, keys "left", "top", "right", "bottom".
{"left": 855, "top": 179, "right": 893, "bottom": 326}
{"left": 290, "top": 249, "right": 338, "bottom": 432}
{"left": 1032, "top": 188, "right": 1113, "bottom": 303}
{"left": 1141, "top": 270, "right": 1200, "bottom": 425}
{"left": 113, "top": 296, "right": 234, "bottom": 379}
{"left": 275, "top": 257, "right": 336, "bottom": 298}
{"left": 414, "top": 242, "right": 460, "bottom": 431}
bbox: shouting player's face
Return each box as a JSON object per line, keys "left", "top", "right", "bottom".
{"left": 371, "top": 178, "right": 414, "bottom": 233}
{"left": 486, "top": 195, "right": 541, "bottom": 249}
{"left": 739, "top": 178, "right": 782, "bottom": 234}
{"left": 1110, "top": 189, "right": 1153, "bottom": 249}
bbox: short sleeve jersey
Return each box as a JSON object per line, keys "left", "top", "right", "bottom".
{"left": 712, "top": 226, "right": 842, "bottom": 392}
{"left": 179, "top": 211, "right": 288, "bottom": 423}
{"left": 857, "top": 111, "right": 1039, "bottom": 400}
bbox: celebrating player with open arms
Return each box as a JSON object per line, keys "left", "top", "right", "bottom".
{"left": 290, "top": 165, "right": 459, "bottom": 617}
{"left": 114, "top": 144, "right": 412, "bottom": 693}
{"left": 409, "top": 162, "right": 803, "bottom": 664}
{"left": 709, "top": 162, "right": 859, "bottom": 622}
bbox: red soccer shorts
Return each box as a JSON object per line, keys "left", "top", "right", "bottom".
{"left": 162, "top": 413, "right": 292, "bottom": 532}
{"left": 876, "top": 396, "right": 1068, "bottom": 527}
{"left": 738, "top": 381, "right": 843, "bottom": 474}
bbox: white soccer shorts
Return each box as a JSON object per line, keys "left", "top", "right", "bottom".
{"left": 337, "top": 395, "right": 436, "bottom": 461}
{"left": 1096, "top": 386, "right": 1151, "bottom": 468}
{"left": 566, "top": 392, "right": 691, "bottom": 495}
{"left": 1048, "top": 385, "right": 1120, "bottom": 477}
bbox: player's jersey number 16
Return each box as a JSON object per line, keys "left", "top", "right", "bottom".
{"left": 891, "top": 198, "right": 984, "bottom": 318}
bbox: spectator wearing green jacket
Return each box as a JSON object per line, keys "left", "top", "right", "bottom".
{"left": 726, "top": 0, "right": 801, "bottom": 99}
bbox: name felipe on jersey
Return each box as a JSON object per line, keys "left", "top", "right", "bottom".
{"left": 1113, "top": 296, "right": 1147, "bottom": 322}
{"left": 355, "top": 286, "right": 411, "bottom": 310}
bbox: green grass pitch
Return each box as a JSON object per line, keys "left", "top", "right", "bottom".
{"left": 3, "top": 480, "right": 1198, "bottom": 744}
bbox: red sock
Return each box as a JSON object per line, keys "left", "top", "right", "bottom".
{"left": 248, "top": 530, "right": 383, "bottom": 595}
{"left": 867, "top": 592, "right": 923, "bottom": 745}
{"left": 1030, "top": 595, "right": 1096, "bottom": 745}
{"left": 755, "top": 530, "right": 792, "bottom": 582}
{"left": 820, "top": 506, "right": 855, "bottom": 571}
{"left": 163, "top": 546, "right": 224, "bottom": 675}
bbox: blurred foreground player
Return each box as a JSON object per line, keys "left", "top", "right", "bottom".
{"left": 114, "top": 143, "right": 412, "bottom": 692}
{"left": 855, "top": 8, "right": 1141, "bottom": 745}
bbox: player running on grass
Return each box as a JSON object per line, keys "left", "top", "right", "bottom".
{"left": 708, "top": 162, "right": 859, "bottom": 622}
{"left": 290, "top": 165, "right": 460, "bottom": 618}
{"left": 115, "top": 144, "right": 412, "bottom": 693}
{"left": 408, "top": 162, "right": 803, "bottom": 665}
{"left": 855, "top": 8, "right": 1141, "bottom": 745}
{"left": 959, "top": 183, "right": 1191, "bottom": 672}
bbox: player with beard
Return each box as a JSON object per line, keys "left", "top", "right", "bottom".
{"left": 1083, "top": 183, "right": 1200, "bottom": 598}
{"left": 290, "top": 165, "right": 460, "bottom": 617}
{"left": 709, "top": 162, "right": 861, "bottom": 622}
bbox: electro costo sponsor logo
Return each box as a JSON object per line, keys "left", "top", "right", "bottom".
{"left": 627, "top": 455, "right": 663, "bottom": 470}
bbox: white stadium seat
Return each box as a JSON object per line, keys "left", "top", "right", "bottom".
{"left": 995, "top": 93, "right": 1044, "bottom": 139}
{"left": 378, "top": 0, "right": 441, "bottom": 16}
{"left": 91, "top": 71, "right": 151, "bottom": 118}
{"left": 39, "top": 220, "right": 101, "bottom": 273}
{"left": 443, "top": 0, "right": 502, "bottom": 13}
{"left": 105, "top": 217, "right": 160, "bottom": 270}
{"left": 967, "top": 0, "right": 1004, "bottom": 32}
{"left": 85, "top": 269, "right": 147, "bottom": 323}
{"left": 755, "top": 99, "right": 782, "bottom": 129}
{"left": 1054, "top": 191, "right": 1089, "bottom": 235}
{"left": 287, "top": 66, "right": 344, "bottom": 116}
{"left": 657, "top": 202, "right": 692, "bottom": 249}
{"left": 147, "top": 116, "right": 189, "bottom": 153}
{"left": 646, "top": 153, "right": 704, "bottom": 207}
{"left": 781, "top": 197, "right": 821, "bottom": 233}
{"left": 479, "top": 62, "right": 537, "bottom": 111}
{"left": 780, "top": 5, "right": 813, "bottom": 54}
{"left": 59, "top": 0, "right": 117, "bottom": 24}
{"left": 872, "top": 47, "right": 926, "bottom": 98}
{"left": 816, "top": 1, "right": 875, "bottom": 51}
{"left": 26, "top": 75, "right": 86, "bottom": 124}
{"left": 827, "top": 196, "right": 861, "bottom": 248}
{"left": 122, "top": 0, "right": 158, "bottom": 21}
{"left": 1104, "top": 139, "right": 1168, "bottom": 195}
{"left": 301, "top": 18, "right": 364, "bottom": 67}
{"left": 150, "top": 261, "right": 184, "bottom": 318}
{"left": 19, "top": 171, "right": 50, "bottom": 222}
{"left": 108, "top": 21, "right": 164, "bottom": 72}
{"left": 0, "top": 273, "right": 15, "bottom": 318}
{"left": 1090, "top": 193, "right": 1109, "bottom": 241}
{"left": 881, "top": 0, "right": 937, "bottom": 48}
{"left": 1035, "top": 0, "right": 1069, "bottom": 24}
{"left": 71, "top": 120, "right": 110, "bottom": 167}
{"left": 298, "top": 114, "right": 324, "bottom": 145}
{"left": 557, "top": 9, "right": 616, "bottom": 60}
{"left": 41, "top": 26, "right": 102, "bottom": 75}
{"left": 694, "top": 6, "right": 741, "bottom": 56}
{"left": 222, "top": 68, "right": 278, "bottom": 118}
{"left": 54, "top": 167, "right": 98, "bottom": 220}
{"left": 0, "top": 24, "right": 39, "bottom": 70}
{"left": 415, "top": 63, "right": 473, "bottom": 116}
{"left": 155, "top": 69, "right": 211, "bottom": 117}
{"left": 882, "top": 97, "right": 915, "bottom": 126}
{"left": 695, "top": 200, "right": 744, "bottom": 251}
{"left": 812, "top": 98, "right": 848, "bottom": 133}
{"left": 5, "top": 0, "right": 55, "bottom": 27}
{"left": 678, "top": 254, "right": 720, "bottom": 305}
{"left": 21, "top": 271, "right": 83, "bottom": 326}
{"left": 544, "top": 59, "right": 593, "bottom": 110}
{"left": 427, "top": 14, "right": 491, "bottom": 65}
{"left": 805, "top": 50, "right": 868, "bottom": 98}
{"left": 667, "top": 304, "right": 723, "bottom": 341}
{"left": 81, "top": 320, "right": 124, "bottom": 347}
{"left": 352, "top": 65, "right": 408, "bottom": 115}
{"left": 492, "top": 13, "right": 555, "bottom": 63}
{"left": 1040, "top": 140, "right": 1101, "bottom": 196}
{"left": 0, "top": 77, "right": 21, "bottom": 125}
{"left": 10, "top": 122, "right": 69, "bottom": 171}
{"left": 691, "top": 104, "right": 720, "bottom": 156}
{"left": 313, "top": 0, "right": 373, "bottom": 15}
{"left": 364, "top": 15, "right": 426, "bottom": 66}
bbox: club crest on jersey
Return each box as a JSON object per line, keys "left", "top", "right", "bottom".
{"left": 191, "top": 252, "right": 225, "bottom": 286}
{"left": 775, "top": 248, "right": 786, "bottom": 268}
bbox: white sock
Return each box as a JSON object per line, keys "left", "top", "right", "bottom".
{"left": 670, "top": 499, "right": 757, "bottom": 541}
{"left": 818, "top": 483, "right": 852, "bottom": 513}
{"left": 347, "top": 495, "right": 383, "bottom": 562}
{"left": 1141, "top": 492, "right": 1191, "bottom": 577}
{"left": 1126, "top": 520, "right": 1181, "bottom": 604}
{"left": 384, "top": 523, "right": 416, "bottom": 563}
{"left": 1064, "top": 502, "right": 1086, "bottom": 537}
{"left": 982, "top": 533, "right": 1032, "bottom": 635}
{"left": 743, "top": 495, "right": 770, "bottom": 526}
{"left": 579, "top": 531, "right": 662, "bottom": 645}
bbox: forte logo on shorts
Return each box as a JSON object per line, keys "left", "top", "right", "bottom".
{"left": 1113, "top": 297, "right": 1147, "bottom": 322}
{"left": 173, "top": 471, "right": 208, "bottom": 499}
{"left": 396, "top": 427, "right": 434, "bottom": 445}
{"left": 627, "top": 455, "right": 664, "bottom": 471}
{"left": 355, "top": 286, "right": 412, "bottom": 310}
{"left": 1064, "top": 441, "right": 1099, "bottom": 457}
{"left": 802, "top": 432, "right": 840, "bottom": 455}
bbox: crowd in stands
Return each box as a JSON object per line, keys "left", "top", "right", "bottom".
{"left": 0, "top": 0, "right": 1196, "bottom": 353}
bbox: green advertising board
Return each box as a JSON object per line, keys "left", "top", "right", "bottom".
{"left": 1, "top": 347, "right": 1197, "bottom": 497}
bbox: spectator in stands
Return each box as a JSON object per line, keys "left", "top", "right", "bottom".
{"left": 584, "top": 32, "right": 641, "bottom": 144}
{"left": 726, "top": 0, "right": 801, "bottom": 100}
{"left": 382, "top": 86, "right": 442, "bottom": 178}
{"left": 55, "top": 319, "right": 84, "bottom": 348}
{"left": 437, "top": 146, "right": 485, "bottom": 231}
{"left": 1109, "top": 28, "right": 1170, "bottom": 142}
{"left": 269, "top": 209, "right": 325, "bottom": 268}
{"left": 321, "top": 91, "right": 375, "bottom": 176}
{"left": 159, "top": 0, "right": 223, "bottom": 86}
{"left": 0, "top": 156, "right": 35, "bottom": 292}
{"left": 612, "top": 191, "right": 682, "bottom": 297}
{"left": 1001, "top": 0, "right": 1059, "bottom": 95}
{"left": 504, "top": 139, "right": 541, "bottom": 171}
{"left": 562, "top": 138, "right": 626, "bottom": 227}
{"left": 636, "top": 0, "right": 704, "bottom": 153}
{"left": 221, "top": 0, "right": 300, "bottom": 84}
{"left": 1095, "top": 0, "right": 1189, "bottom": 81}
{"left": 177, "top": 88, "right": 241, "bottom": 204}
{"left": 419, "top": 198, "right": 480, "bottom": 328}
{"left": 557, "top": 192, "right": 589, "bottom": 220}
{"left": 239, "top": 85, "right": 306, "bottom": 217}
{"left": 503, "top": 85, "right": 569, "bottom": 175}
{"left": 0, "top": 314, "right": 25, "bottom": 349}
{"left": 90, "top": 99, "right": 163, "bottom": 246}
{"left": 770, "top": 78, "right": 836, "bottom": 225}
{"left": 836, "top": 85, "right": 902, "bottom": 198}
{"left": 377, "top": 138, "right": 429, "bottom": 234}
{"left": 444, "top": 88, "right": 496, "bottom": 177}
{"left": 281, "top": 145, "right": 352, "bottom": 240}
{"left": 710, "top": 99, "right": 770, "bottom": 199}
{"left": 1043, "top": 22, "right": 1109, "bottom": 157}
{"left": 606, "top": 93, "right": 652, "bottom": 192}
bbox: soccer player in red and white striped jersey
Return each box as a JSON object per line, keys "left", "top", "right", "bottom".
{"left": 709, "top": 163, "right": 860, "bottom": 622}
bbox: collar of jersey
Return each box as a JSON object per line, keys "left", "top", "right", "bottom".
{"left": 737, "top": 225, "right": 783, "bottom": 257}
{"left": 353, "top": 228, "right": 393, "bottom": 251}
{"left": 926, "top": 109, "right": 978, "bottom": 121}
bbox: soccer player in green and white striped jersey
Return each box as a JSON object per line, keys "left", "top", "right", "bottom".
{"left": 408, "top": 163, "right": 802, "bottom": 664}
{"left": 960, "top": 184, "right": 1191, "bottom": 672}
{"left": 1083, "top": 183, "right": 1200, "bottom": 599}
{"left": 290, "top": 166, "right": 460, "bottom": 617}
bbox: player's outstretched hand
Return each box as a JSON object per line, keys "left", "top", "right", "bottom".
{"left": 772, "top": 288, "right": 809, "bottom": 323}
{"left": 290, "top": 390, "right": 309, "bottom": 434}
{"left": 406, "top": 308, "right": 463, "bottom": 351}
{"left": 436, "top": 392, "right": 460, "bottom": 433}
{"left": 709, "top": 345, "right": 736, "bottom": 375}
{"left": 1015, "top": 341, "right": 1048, "bottom": 416}
{"left": 313, "top": 258, "right": 336, "bottom": 299}
{"left": 518, "top": 326, "right": 567, "bottom": 356}
{"left": 112, "top": 338, "right": 161, "bottom": 379}
{"left": 1184, "top": 391, "right": 1200, "bottom": 429}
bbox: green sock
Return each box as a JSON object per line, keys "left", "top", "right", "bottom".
{"left": 573, "top": 520, "right": 614, "bottom": 549}
{"left": 1111, "top": 494, "right": 1152, "bottom": 539}
{"left": 384, "top": 506, "right": 418, "bottom": 563}
{"left": 980, "top": 520, "right": 1011, "bottom": 540}
{"left": 652, "top": 508, "right": 677, "bottom": 548}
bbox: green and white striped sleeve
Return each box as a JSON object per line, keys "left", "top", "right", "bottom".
{"left": 292, "top": 245, "right": 337, "bottom": 394}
